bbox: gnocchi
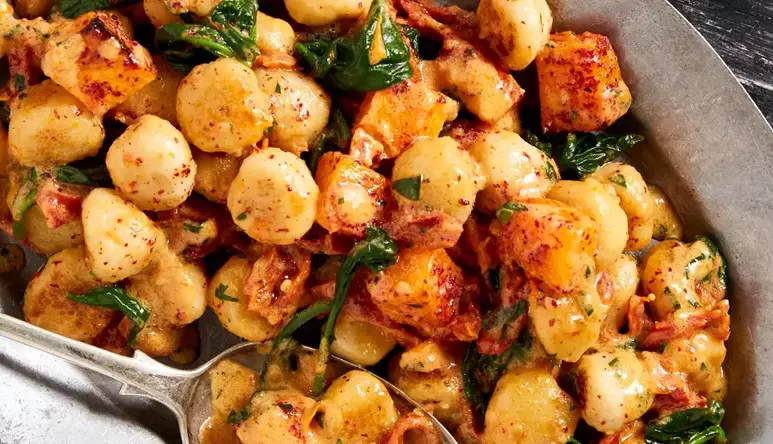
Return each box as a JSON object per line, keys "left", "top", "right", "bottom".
{"left": 106, "top": 115, "right": 196, "bottom": 211}
{"left": 81, "top": 188, "right": 160, "bottom": 283}
{"left": 227, "top": 148, "right": 319, "bottom": 245}
{"left": 284, "top": 0, "right": 373, "bottom": 26}
{"left": 477, "top": 0, "right": 553, "bottom": 71}
{"left": 392, "top": 137, "right": 485, "bottom": 223}
{"left": 469, "top": 130, "right": 558, "bottom": 213}
{"left": 254, "top": 68, "right": 331, "bottom": 156}
{"left": 177, "top": 58, "right": 273, "bottom": 156}
{"left": 9, "top": 80, "right": 104, "bottom": 167}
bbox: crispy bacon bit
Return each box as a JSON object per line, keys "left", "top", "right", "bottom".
{"left": 155, "top": 196, "right": 251, "bottom": 259}
{"left": 243, "top": 246, "right": 310, "bottom": 326}
{"left": 381, "top": 203, "right": 463, "bottom": 249}
{"left": 296, "top": 224, "right": 355, "bottom": 255}
{"left": 35, "top": 179, "right": 90, "bottom": 229}
{"left": 381, "top": 410, "right": 442, "bottom": 444}
{"left": 630, "top": 295, "right": 731, "bottom": 350}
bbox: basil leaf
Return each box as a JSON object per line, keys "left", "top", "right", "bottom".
{"left": 496, "top": 202, "right": 528, "bottom": 224}
{"left": 392, "top": 176, "right": 422, "bottom": 201}
{"left": 68, "top": 286, "right": 150, "bottom": 345}
{"left": 57, "top": 0, "right": 140, "bottom": 19}
{"left": 296, "top": 0, "right": 413, "bottom": 92}
{"left": 54, "top": 165, "right": 92, "bottom": 186}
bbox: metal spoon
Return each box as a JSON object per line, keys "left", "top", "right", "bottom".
{"left": 0, "top": 314, "right": 458, "bottom": 444}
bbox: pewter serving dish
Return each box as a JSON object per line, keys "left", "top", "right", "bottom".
{"left": 2, "top": 0, "right": 773, "bottom": 442}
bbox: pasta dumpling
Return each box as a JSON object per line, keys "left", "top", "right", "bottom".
{"left": 106, "top": 115, "right": 196, "bottom": 211}
{"left": 318, "top": 370, "right": 398, "bottom": 443}
{"left": 207, "top": 257, "right": 281, "bottom": 342}
{"left": 177, "top": 58, "right": 273, "bottom": 156}
{"left": 227, "top": 148, "right": 319, "bottom": 245}
{"left": 81, "top": 188, "right": 160, "bottom": 283}
{"left": 392, "top": 137, "right": 485, "bottom": 223}
{"left": 547, "top": 178, "right": 628, "bottom": 271}
{"left": 483, "top": 368, "right": 579, "bottom": 444}
{"left": 469, "top": 130, "right": 558, "bottom": 213}
{"left": 284, "top": 0, "right": 373, "bottom": 26}
{"left": 330, "top": 312, "right": 396, "bottom": 366}
{"left": 254, "top": 68, "right": 331, "bottom": 157}
{"left": 9, "top": 80, "right": 104, "bottom": 167}
{"left": 477, "top": 0, "right": 553, "bottom": 71}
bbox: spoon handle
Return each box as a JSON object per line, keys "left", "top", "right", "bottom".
{"left": 0, "top": 313, "right": 195, "bottom": 442}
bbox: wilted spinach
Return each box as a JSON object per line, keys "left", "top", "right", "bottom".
{"left": 68, "top": 286, "right": 150, "bottom": 345}
{"left": 306, "top": 108, "right": 352, "bottom": 174}
{"left": 645, "top": 400, "right": 727, "bottom": 444}
{"left": 462, "top": 327, "right": 532, "bottom": 421}
{"left": 57, "top": 0, "right": 140, "bottom": 19}
{"left": 10, "top": 168, "right": 38, "bottom": 239}
{"left": 295, "top": 0, "right": 413, "bottom": 92}
{"left": 156, "top": 0, "right": 259, "bottom": 72}
{"left": 312, "top": 227, "right": 398, "bottom": 395}
{"left": 524, "top": 131, "right": 644, "bottom": 177}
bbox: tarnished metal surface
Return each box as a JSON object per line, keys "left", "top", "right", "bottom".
{"left": 2, "top": 0, "right": 773, "bottom": 442}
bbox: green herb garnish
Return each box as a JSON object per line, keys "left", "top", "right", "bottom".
{"left": 68, "top": 286, "right": 149, "bottom": 345}
{"left": 295, "top": 0, "right": 413, "bottom": 92}
{"left": 215, "top": 283, "right": 238, "bottom": 302}
{"left": 392, "top": 175, "right": 422, "bottom": 201}
{"left": 496, "top": 202, "right": 528, "bottom": 224}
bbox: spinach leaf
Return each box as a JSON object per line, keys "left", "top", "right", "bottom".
{"left": 156, "top": 0, "right": 260, "bottom": 72}
{"left": 206, "top": 0, "right": 260, "bottom": 62}
{"left": 295, "top": 0, "right": 413, "bottom": 92}
{"left": 524, "top": 130, "right": 553, "bottom": 156}
{"left": 399, "top": 24, "right": 420, "bottom": 55}
{"left": 306, "top": 108, "right": 351, "bottom": 174}
{"left": 558, "top": 132, "right": 644, "bottom": 176}
{"left": 57, "top": 0, "right": 140, "bottom": 19}
{"left": 156, "top": 24, "right": 235, "bottom": 72}
{"left": 259, "top": 301, "right": 332, "bottom": 385}
{"left": 645, "top": 400, "right": 727, "bottom": 444}
{"left": 68, "top": 286, "right": 150, "bottom": 345}
{"left": 54, "top": 165, "right": 92, "bottom": 186}
{"left": 226, "top": 406, "right": 251, "bottom": 424}
{"left": 10, "top": 168, "right": 39, "bottom": 239}
{"left": 312, "top": 227, "right": 398, "bottom": 395}
{"left": 524, "top": 131, "right": 644, "bottom": 177}
{"left": 462, "top": 328, "right": 532, "bottom": 420}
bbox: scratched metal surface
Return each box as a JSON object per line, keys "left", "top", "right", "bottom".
{"left": 2, "top": 0, "right": 773, "bottom": 443}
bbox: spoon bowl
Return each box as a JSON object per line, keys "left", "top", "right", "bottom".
{"left": 0, "top": 314, "right": 458, "bottom": 444}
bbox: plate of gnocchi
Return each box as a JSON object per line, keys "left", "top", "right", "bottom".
{"left": 0, "top": 0, "right": 772, "bottom": 443}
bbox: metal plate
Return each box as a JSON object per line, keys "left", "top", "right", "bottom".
{"left": 2, "top": 0, "right": 773, "bottom": 442}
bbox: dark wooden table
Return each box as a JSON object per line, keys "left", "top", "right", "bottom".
{"left": 669, "top": 0, "right": 773, "bottom": 122}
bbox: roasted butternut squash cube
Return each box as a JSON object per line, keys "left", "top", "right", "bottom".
{"left": 314, "top": 152, "right": 390, "bottom": 237}
{"left": 365, "top": 248, "right": 464, "bottom": 332}
{"left": 536, "top": 31, "right": 632, "bottom": 133}
{"left": 41, "top": 11, "right": 156, "bottom": 116}
{"left": 349, "top": 78, "right": 459, "bottom": 166}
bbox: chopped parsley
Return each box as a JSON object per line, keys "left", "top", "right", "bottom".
{"left": 392, "top": 175, "right": 422, "bottom": 201}
{"left": 496, "top": 202, "right": 528, "bottom": 224}
{"left": 236, "top": 212, "right": 248, "bottom": 221}
{"left": 609, "top": 174, "right": 627, "bottom": 188}
{"left": 183, "top": 222, "right": 202, "bottom": 233}
{"left": 215, "top": 283, "right": 239, "bottom": 302}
